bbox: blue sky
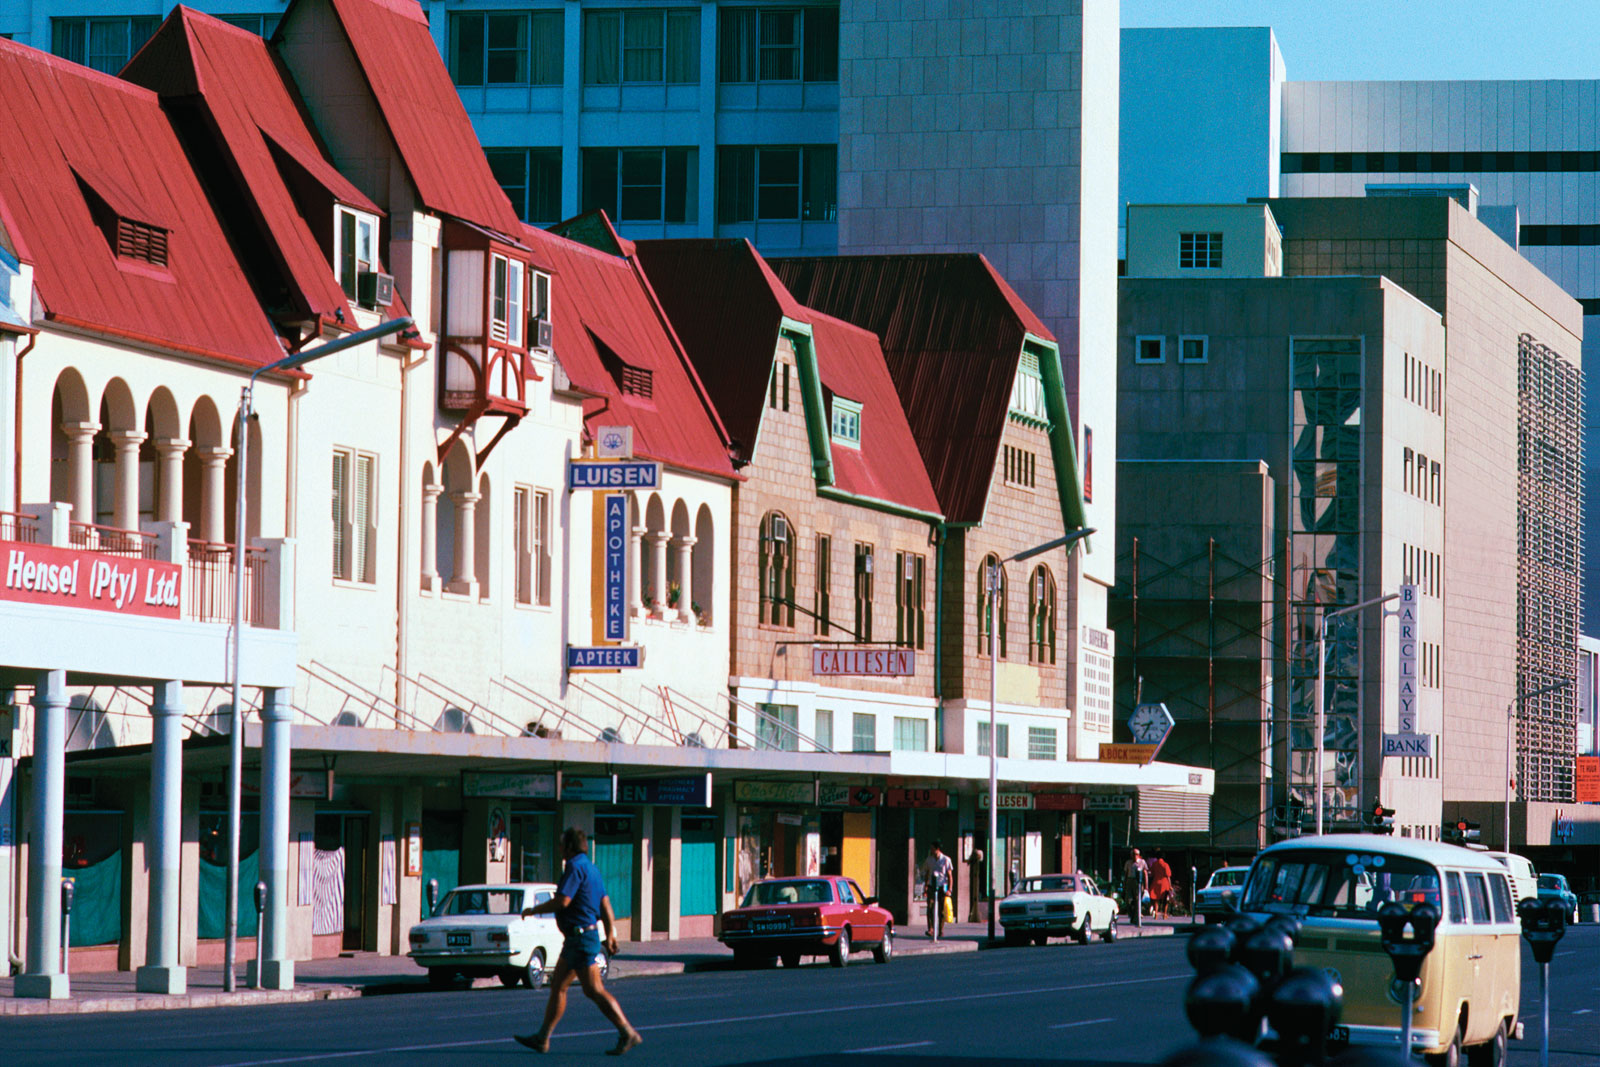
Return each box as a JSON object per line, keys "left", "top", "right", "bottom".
{"left": 1121, "top": 1, "right": 1600, "bottom": 81}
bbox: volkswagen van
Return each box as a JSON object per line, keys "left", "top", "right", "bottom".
{"left": 1240, "top": 835, "right": 1519, "bottom": 1066}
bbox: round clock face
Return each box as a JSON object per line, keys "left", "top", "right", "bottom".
{"left": 1130, "top": 707, "right": 1169, "bottom": 743}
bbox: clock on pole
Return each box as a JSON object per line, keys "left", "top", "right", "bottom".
{"left": 1129, "top": 702, "right": 1175, "bottom": 749}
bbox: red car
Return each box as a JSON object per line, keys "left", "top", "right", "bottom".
{"left": 719, "top": 875, "right": 893, "bottom": 968}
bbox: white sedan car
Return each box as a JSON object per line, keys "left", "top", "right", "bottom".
{"left": 998, "top": 873, "right": 1118, "bottom": 946}
{"left": 409, "top": 882, "right": 602, "bottom": 989}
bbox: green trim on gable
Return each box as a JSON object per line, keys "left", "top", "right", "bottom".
{"left": 818, "top": 485, "right": 943, "bottom": 525}
{"left": 1029, "top": 334, "right": 1090, "bottom": 540}
{"left": 782, "top": 317, "right": 834, "bottom": 488}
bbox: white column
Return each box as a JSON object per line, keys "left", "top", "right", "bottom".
{"left": 254, "top": 688, "right": 294, "bottom": 990}
{"left": 630, "top": 520, "right": 646, "bottom": 617}
{"left": 449, "top": 490, "right": 480, "bottom": 596}
{"left": 62, "top": 421, "right": 98, "bottom": 529}
{"left": 419, "top": 481, "right": 442, "bottom": 591}
{"left": 109, "top": 429, "right": 146, "bottom": 532}
{"left": 137, "top": 681, "right": 185, "bottom": 994}
{"left": 16, "top": 670, "right": 68, "bottom": 999}
{"left": 153, "top": 438, "right": 189, "bottom": 524}
{"left": 649, "top": 532, "right": 669, "bottom": 618}
{"left": 196, "top": 446, "right": 233, "bottom": 544}
{"left": 674, "top": 535, "right": 696, "bottom": 623}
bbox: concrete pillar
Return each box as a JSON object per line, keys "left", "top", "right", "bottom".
{"left": 153, "top": 438, "right": 189, "bottom": 524}
{"left": 253, "top": 687, "right": 294, "bottom": 990}
{"left": 16, "top": 670, "right": 67, "bottom": 999}
{"left": 630, "top": 812, "right": 653, "bottom": 943}
{"left": 629, "top": 518, "right": 646, "bottom": 616}
{"left": 419, "top": 481, "right": 442, "bottom": 591}
{"left": 108, "top": 429, "right": 146, "bottom": 532}
{"left": 448, "top": 490, "right": 480, "bottom": 596}
{"left": 62, "top": 422, "right": 98, "bottom": 530}
{"left": 664, "top": 806, "right": 682, "bottom": 940}
{"left": 674, "top": 536, "right": 696, "bottom": 623}
{"left": 196, "top": 446, "right": 232, "bottom": 543}
{"left": 648, "top": 532, "right": 669, "bottom": 617}
{"left": 0, "top": 689, "right": 17, "bottom": 978}
{"left": 137, "top": 681, "right": 186, "bottom": 994}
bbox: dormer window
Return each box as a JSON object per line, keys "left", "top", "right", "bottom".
{"left": 74, "top": 169, "right": 168, "bottom": 268}
{"left": 1009, "top": 350, "right": 1048, "bottom": 423}
{"left": 830, "top": 396, "right": 861, "bottom": 447}
{"left": 491, "top": 253, "right": 525, "bottom": 346}
{"left": 335, "top": 206, "right": 379, "bottom": 301}
{"left": 530, "top": 270, "right": 552, "bottom": 350}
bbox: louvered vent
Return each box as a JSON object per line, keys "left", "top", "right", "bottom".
{"left": 620, "top": 365, "right": 653, "bottom": 399}
{"left": 115, "top": 218, "right": 168, "bottom": 267}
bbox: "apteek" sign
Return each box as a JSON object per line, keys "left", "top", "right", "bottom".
{"left": 567, "top": 645, "right": 644, "bottom": 670}
{"left": 567, "top": 460, "right": 662, "bottom": 491}
{"left": 2, "top": 543, "right": 182, "bottom": 619}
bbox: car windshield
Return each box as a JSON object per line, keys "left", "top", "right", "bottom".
{"left": 742, "top": 880, "right": 833, "bottom": 907}
{"left": 1208, "top": 870, "right": 1247, "bottom": 888}
{"left": 1241, "top": 849, "right": 1440, "bottom": 920}
{"left": 435, "top": 889, "right": 523, "bottom": 916}
{"left": 1538, "top": 875, "right": 1565, "bottom": 890}
{"left": 1016, "top": 876, "right": 1078, "bottom": 894}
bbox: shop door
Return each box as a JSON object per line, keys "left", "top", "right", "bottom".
{"left": 420, "top": 811, "right": 462, "bottom": 912}
{"left": 820, "top": 812, "right": 843, "bottom": 876}
{"left": 511, "top": 813, "right": 556, "bottom": 884}
{"left": 593, "top": 814, "right": 635, "bottom": 924}
{"left": 1003, "top": 814, "right": 1024, "bottom": 894}
{"left": 680, "top": 815, "right": 719, "bottom": 919}
{"left": 341, "top": 815, "right": 370, "bottom": 951}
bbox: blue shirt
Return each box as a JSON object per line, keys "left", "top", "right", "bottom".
{"left": 556, "top": 851, "right": 605, "bottom": 933}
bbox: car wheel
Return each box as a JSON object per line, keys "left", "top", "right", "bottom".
{"left": 1003, "top": 929, "right": 1026, "bottom": 947}
{"left": 1466, "top": 1021, "right": 1507, "bottom": 1067}
{"left": 1101, "top": 915, "right": 1118, "bottom": 943}
{"left": 1425, "top": 1019, "right": 1464, "bottom": 1067}
{"left": 873, "top": 926, "right": 893, "bottom": 964}
{"left": 781, "top": 951, "right": 802, "bottom": 969}
{"left": 523, "top": 949, "right": 547, "bottom": 990}
{"left": 829, "top": 928, "right": 851, "bottom": 968}
{"left": 427, "top": 968, "right": 456, "bottom": 990}
{"left": 1075, "top": 920, "right": 1092, "bottom": 945}
{"left": 498, "top": 968, "right": 521, "bottom": 988}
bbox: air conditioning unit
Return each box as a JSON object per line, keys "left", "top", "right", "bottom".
{"left": 357, "top": 270, "right": 394, "bottom": 307}
{"left": 903, "top": 556, "right": 915, "bottom": 580}
{"left": 535, "top": 317, "right": 553, "bottom": 350}
{"left": 770, "top": 515, "right": 788, "bottom": 541}
{"left": 862, "top": 552, "right": 874, "bottom": 574}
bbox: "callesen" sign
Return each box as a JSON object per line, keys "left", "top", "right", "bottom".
{"left": 2, "top": 543, "right": 182, "bottom": 619}
{"left": 812, "top": 647, "right": 915, "bottom": 677}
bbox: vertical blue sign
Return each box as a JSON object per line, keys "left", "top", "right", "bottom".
{"left": 603, "top": 493, "right": 627, "bottom": 641}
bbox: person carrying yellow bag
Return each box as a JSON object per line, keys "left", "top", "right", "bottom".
{"left": 919, "top": 840, "right": 954, "bottom": 941}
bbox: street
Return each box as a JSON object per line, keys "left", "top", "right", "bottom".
{"left": 7, "top": 929, "right": 1600, "bottom": 1066}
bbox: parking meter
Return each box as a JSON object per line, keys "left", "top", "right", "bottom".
{"left": 60, "top": 878, "right": 75, "bottom": 975}
{"left": 427, "top": 877, "right": 440, "bottom": 916}
{"left": 1184, "top": 963, "right": 1263, "bottom": 1043}
{"left": 1157, "top": 1037, "right": 1274, "bottom": 1067}
{"left": 1263, "top": 915, "right": 1302, "bottom": 946}
{"left": 1268, "top": 966, "right": 1343, "bottom": 1067}
{"left": 1223, "top": 915, "right": 1262, "bottom": 961}
{"left": 1377, "top": 901, "right": 1438, "bottom": 1057}
{"left": 1240, "top": 927, "right": 1295, "bottom": 987}
{"left": 252, "top": 880, "right": 268, "bottom": 989}
{"left": 1187, "top": 925, "right": 1237, "bottom": 975}
{"left": 1520, "top": 897, "right": 1568, "bottom": 1067}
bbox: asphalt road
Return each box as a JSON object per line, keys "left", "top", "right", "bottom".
{"left": 8, "top": 929, "right": 1600, "bottom": 1066}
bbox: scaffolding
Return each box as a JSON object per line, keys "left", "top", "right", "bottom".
{"left": 1109, "top": 535, "right": 1280, "bottom": 850}
{"left": 1516, "top": 332, "right": 1584, "bottom": 803}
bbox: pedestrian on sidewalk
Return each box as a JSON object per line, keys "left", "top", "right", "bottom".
{"left": 1121, "top": 848, "right": 1148, "bottom": 928}
{"left": 1148, "top": 850, "right": 1173, "bottom": 920}
{"left": 515, "top": 828, "right": 642, "bottom": 1056}
{"left": 920, "top": 840, "right": 954, "bottom": 940}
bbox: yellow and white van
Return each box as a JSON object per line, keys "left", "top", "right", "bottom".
{"left": 1241, "top": 835, "right": 1519, "bottom": 1066}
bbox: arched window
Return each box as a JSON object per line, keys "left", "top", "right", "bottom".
{"left": 977, "top": 554, "right": 1007, "bottom": 658}
{"left": 759, "top": 511, "right": 795, "bottom": 627}
{"left": 1029, "top": 565, "right": 1056, "bottom": 665}
{"left": 692, "top": 504, "right": 714, "bottom": 626}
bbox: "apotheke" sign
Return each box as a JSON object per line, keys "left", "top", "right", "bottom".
{"left": 2, "top": 543, "right": 182, "bottom": 619}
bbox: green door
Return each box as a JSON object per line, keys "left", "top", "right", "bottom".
{"left": 680, "top": 816, "right": 719, "bottom": 917}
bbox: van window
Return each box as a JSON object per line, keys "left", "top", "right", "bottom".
{"left": 1445, "top": 871, "right": 1466, "bottom": 924}
{"left": 1489, "top": 873, "right": 1514, "bottom": 923}
{"left": 1242, "top": 849, "right": 1440, "bottom": 920}
{"left": 1466, "top": 873, "right": 1492, "bottom": 924}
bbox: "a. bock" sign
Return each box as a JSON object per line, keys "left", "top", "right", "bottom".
{"left": 2, "top": 543, "right": 181, "bottom": 619}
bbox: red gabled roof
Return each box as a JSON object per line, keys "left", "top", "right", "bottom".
{"left": 525, "top": 220, "right": 736, "bottom": 482}
{"left": 123, "top": 8, "right": 377, "bottom": 325}
{"left": 0, "top": 37, "right": 284, "bottom": 366}
{"left": 636, "top": 239, "right": 937, "bottom": 516}
{"left": 316, "top": 0, "right": 525, "bottom": 237}
{"left": 770, "top": 254, "right": 1053, "bottom": 524}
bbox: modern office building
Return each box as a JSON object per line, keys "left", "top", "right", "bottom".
{"left": 1117, "top": 197, "right": 1583, "bottom": 854}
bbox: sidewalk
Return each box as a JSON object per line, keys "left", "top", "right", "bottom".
{"left": 0, "top": 918, "right": 1186, "bottom": 1016}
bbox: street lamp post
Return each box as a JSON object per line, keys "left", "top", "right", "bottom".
{"left": 986, "top": 527, "right": 1094, "bottom": 941}
{"left": 1504, "top": 679, "right": 1572, "bottom": 851}
{"left": 1313, "top": 592, "right": 1399, "bottom": 836}
{"left": 223, "top": 316, "right": 412, "bottom": 991}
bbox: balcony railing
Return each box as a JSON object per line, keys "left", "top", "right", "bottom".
{"left": 68, "top": 521, "right": 160, "bottom": 559}
{"left": 186, "top": 539, "right": 266, "bottom": 626}
{"left": 0, "top": 511, "right": 38, "bottom": 543}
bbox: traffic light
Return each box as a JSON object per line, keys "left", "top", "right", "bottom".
{"left": 1369, "top": 804, "right": 1396, "bottom": 834}
{"left": 1444, "top": 819, "right": 1481, "bottom": 845}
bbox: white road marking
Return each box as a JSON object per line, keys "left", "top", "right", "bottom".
{"left": 843, "top": 1040, "right": 936, "bottom": 1054}
{"left": 1574, "top": 1009, "right": 1593, "bottom": 1015}
{"left": 1050, "top": 1017, "right": 1115, "bottom": 1030}
{"left": 217, "top": 973, "right": 1190, "bottom": 1066}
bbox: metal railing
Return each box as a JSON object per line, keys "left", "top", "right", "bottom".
{"left": 69, "top": 521, "right": 159, "bottom": 559}
{"left": 491, "top": 675, "right": 589, "bottom": 740}
{"left": 298, "top": 662, "right": 407, "bottom": 730}
{"left": 0, "top": 511, "right": 38, "bottom": 543}
{"left": 722, "top": 689, "right": 833, "bottom": 753}
{"left": 381, "top": 666, "right": 528, "bottom": 737}
{"left": 567, "top": 679, "right": 685, "bottom": 746}
{"left": 186, "top": 539, "right": 266, "bottom": 625}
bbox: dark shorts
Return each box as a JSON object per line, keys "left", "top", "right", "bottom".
{"left": 559, "top": 926, "right": 606, "bottom": 972}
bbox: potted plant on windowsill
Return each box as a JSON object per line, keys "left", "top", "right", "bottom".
{"left": 692, "top": 601, "right": 706, "bottom": 628}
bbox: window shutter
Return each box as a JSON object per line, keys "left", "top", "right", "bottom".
{"left": 535, "top": 490, "right": 551, "bottom": 605}
{"left": 331, "top": 451, "right": 349, "bottom": 580}
{"left": 1137, "top": 789, "right": 1210, "bottom": 834}
{"left": 353, "top": 454, "right": 374, "bottom": 583}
